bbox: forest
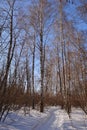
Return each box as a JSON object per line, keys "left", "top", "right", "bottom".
{"left": 0, "top": 0, "right": 87, "bottom": 124}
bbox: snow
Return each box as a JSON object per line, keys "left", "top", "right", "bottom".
{"left": 0, "top": 107, "right": 87, "bottom": 130}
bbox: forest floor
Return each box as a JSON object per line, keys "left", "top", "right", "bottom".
{"left": 0, "top": 106, "right": 87, "bottom": 130}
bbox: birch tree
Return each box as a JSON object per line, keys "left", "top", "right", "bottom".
{"left": 29, "top": 0, "right": 52, "bottom": 112}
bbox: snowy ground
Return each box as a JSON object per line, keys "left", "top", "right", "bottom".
{"left": 0, "top": 106, "right": 87, "bottom": 130}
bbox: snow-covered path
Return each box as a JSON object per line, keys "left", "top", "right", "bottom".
{"left": 32, "top": 107, "right": 87, "bottom": 130}
{"left": 32, "top": 108, "right": 59, "bottom": 130}
{"left": 0, "top": 107, "right": 87, "bottom": 130}
{"left": 32, "top": 108, "right": 70, "bottom": 130}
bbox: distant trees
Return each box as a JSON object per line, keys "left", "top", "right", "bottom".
{"left": 52, "top": 0, "right": 87, "bottom": 115}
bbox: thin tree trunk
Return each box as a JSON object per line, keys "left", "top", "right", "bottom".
{"left": 32, "top": 37, "right": 35, "bottom": 109}
{"left": 39, "top": 0, "right": 44, "bottom": 112}
{"left": 40, "top": 34, "right": 44, "bottom": 112}
{"left": 59, "top": 0, "right": 66, "bottom": 103}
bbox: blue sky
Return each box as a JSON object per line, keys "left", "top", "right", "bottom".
{"left": 17, "top": 0, "right": 87, "bottom": 31}
{"left": 1, "top": 0, "right": 86, "bottom": 31}
{"left": 64, "top": 0, "right": 87, "bottom": 31}
{"left": 0, "top": 0, "right": 86, "bottom": 90}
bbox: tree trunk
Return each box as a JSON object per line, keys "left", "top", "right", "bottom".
{"left": 32, "top": 37, "right": 35, "bottom": 109}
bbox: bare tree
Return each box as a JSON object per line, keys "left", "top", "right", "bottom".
{"left": 29, "top": 0, "right": 52, "bottom": 112}
{"left": 0, "top": 0, "right": 17, "bottom": 121}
